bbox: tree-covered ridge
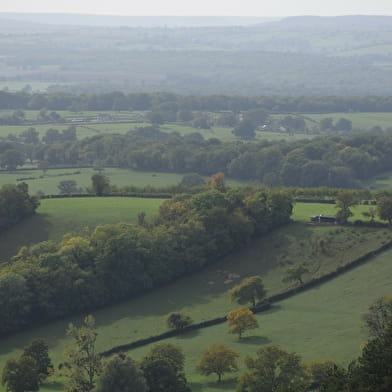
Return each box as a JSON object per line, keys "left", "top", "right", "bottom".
{"left": 0, "top": 187, "right": 292, "bottom": 335}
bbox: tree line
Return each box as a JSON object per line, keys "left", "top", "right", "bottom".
{"left": 3, "top": 91, "right": 392, "bottom": 113}
{"left": 6, "top": 127, "right": 391, "bottom": 188}
{"left": 0, "top": 185, "right": 293, "bottom": 335}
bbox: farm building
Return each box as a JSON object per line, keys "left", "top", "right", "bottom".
{"left": 310, "top": 214, "right": 337, "bottom": 223}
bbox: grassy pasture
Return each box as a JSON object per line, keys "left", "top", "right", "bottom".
{"left": 0, "top": 168, "right": 185, "bottom": 194}
{"left": 0, "top": 167, "right": 246, "bottom": 195}
{"left": 292, "top": 201, "right": 380, "bottom": 222}
{"left": 0, "top": 219, "right": 390, "bottom": 392}
{"left": 0, "top": 197, "right": 164, "bottom": 261}
{"left": 129, "top": 248, "right": 392, "bottom": 392}
{"left": 303, "top": 112, "right": 392, "bottom": 131}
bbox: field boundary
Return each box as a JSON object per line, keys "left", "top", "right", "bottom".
{"left": 100, "top": 237, "right": 392, "bottom": 357}
{"left": 40, "top": 193, "right": 172, "bottom": 199}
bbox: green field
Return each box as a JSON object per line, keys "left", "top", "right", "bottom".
{"left": 270, "top": 112, "right": 392, "bottom": 132}
{"left": 3, "top": 110, "right": 392, "bottom": 143}
{"left": 129, "top": 248, "right": 392, "bottom": 391}
{"left": 0, "top": 218, "right": 390, "bottom": 392}
{"left": 0, "top": 167, "right": 247, "bottom": 195}
{"left": 0, "top": 199, "right": 390, "bottom": 391}
{"left": 0, "top": 197, "right": 164, "bottom": 261}
{"left": 303, "top": 112, "right": 392, "bottom": 131}
{"left": 292, "top": 201, "right": 379, "bottom": 222}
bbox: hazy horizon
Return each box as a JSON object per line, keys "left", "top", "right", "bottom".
{"left": 1, "top": 0, "right": 392, "bottom": 17}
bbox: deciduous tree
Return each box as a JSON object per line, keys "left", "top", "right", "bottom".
{"left": 196, "top": 344, "right": 239, "bottom": 382}
{"left": 2, "top": 356, "right": 39, "bottom": 392}
{"left": 362, "top": 296, "right": 392, "bottom": 337}
{"left": 165, "top": 312, "right": 193, "bottom": 331}
{"left": 230, "top": 275, "right": 267, "bottom": 307}
{"left": 237, "top": 345, "right": 310, "bottom": 392}
{"left": 282, "top": 265, "right": 309, "bottom": 285}
{"left": 95, "top": 354, "right": 147, "bottom": 392}
{"left": 227, "top": 307, "right": 259, "bottom": 339}
{"left": 64, "top": 315, "right": 101, "bottom": 392}
{"left": 22, "top": 339, "right": 52, "bottom": 384}
{"left": 376, "top": 196, "right": 392, "bottom": 225}
{"left": 91, "top": 174, "right": 110, "bottom": 196}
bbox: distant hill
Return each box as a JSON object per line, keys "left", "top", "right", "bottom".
{"left": 274, "top": 15, "right": 392, "bottom": 29}
{"left": 0, "top": 13, "right": 278, "bottom": 27}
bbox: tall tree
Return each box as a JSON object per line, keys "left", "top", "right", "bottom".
{"left": 64, "top": 315, "right": 101, "bottom": 392}
{"left": 91, "top": 174, "right": 110, "bottom": 196}
{"left": 22, "top": 339, "right": 53, "bottom": 384}
{"left": 376, "top": 196, "right": 392, "bottom": 225}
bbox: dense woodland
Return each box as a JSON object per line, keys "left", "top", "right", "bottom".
{"left": 0, "top": 185, "right": 292, "bottom": 335}
{"left": 2, "top": 125, "right": 392, "bottom": 188}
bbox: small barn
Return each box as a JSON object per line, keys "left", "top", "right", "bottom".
{"left": 310, "top": 214, "right": 337, "bottom": 224}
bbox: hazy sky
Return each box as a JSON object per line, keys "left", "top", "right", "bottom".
{"left": 1, "top": 0, "right": 392, "bottom": 16}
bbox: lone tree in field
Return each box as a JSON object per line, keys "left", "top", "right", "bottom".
{"left": 64, "top": 315, "right": 101, "bottom": 392}
{"left": 335, "top": 190, "right": 357, "bottom": 224}
{"left": 227, "top": 307, "right": 259, "bottom": 339}
{"left": 91, "top": 173, "right": 110, "bottom": 196}
{"left": 230, "top": 275, "right": 267, "bottom": 307}
{"left": 165, "top": 312, "right": 193, "bottom": 331}
{"left": 196, "top": 344, "right": 239, "bottom": 382}
{"left": 362, "top": 296, "right": 392, "bottom": 337}
{"left": 282, "top": 265, "right": 309, "bottom": 286}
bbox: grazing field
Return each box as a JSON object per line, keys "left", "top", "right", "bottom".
{"left": 0, "top": 217, "right": 390, "bottom": 392}
{"left": 292, "top": 201, "right": 380, "bottom": 222}
{"left": 0, "top": 196, "right": 164, "bottom": 261}
{"left": 301, "top": 112, "right": 392, "bottom": 131}
{"left": 129, "top": 248, "right": 392, "bottom": 392}
{"left": 0, "top": 167, "right": 195, "bottom": 195}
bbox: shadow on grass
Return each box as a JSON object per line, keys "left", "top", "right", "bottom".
{"left": 0, "top": 214, "right": 52, "bottom": 262}
{"left": 190, "top": 377, "right": 237, "bottom": 391}
{"left": 239, "top": 335, "right": 271, "bottom": 345}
